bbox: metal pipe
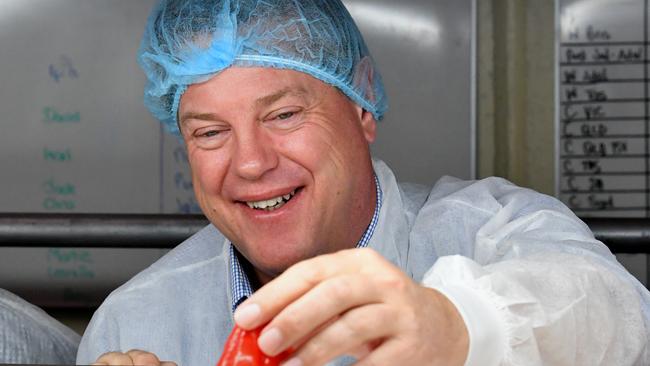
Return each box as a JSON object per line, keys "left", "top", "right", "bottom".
{"left": 583, "top": 218, "right": 650, "bottom": 254}
{"left": 0, "top": 213, "right": 208, "bottom": 248}
{"left": 0, "top": 214, "right": 648, "bottom": 253}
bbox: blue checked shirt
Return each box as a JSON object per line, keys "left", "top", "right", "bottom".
{"left": 229, "top": 174, "right": 383, "bottom": 312}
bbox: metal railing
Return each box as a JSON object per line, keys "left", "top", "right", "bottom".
{"left": 0, "top": 214, "right": 648, "bottom": 253}
{"left": 0, "top": 213, "right": 208, "bottom": 249}
{"left": 583, "top": 218, "right": 650, "bottom": 253}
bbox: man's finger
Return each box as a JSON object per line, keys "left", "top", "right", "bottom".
{"left": 92, "top": 349, "right": 174, "bottom": 366}
{"left": 256, "top": 273, "right": 383, "bottom": 356}
{"left": 93, "top": 351, "right": 135, "bottom": 366}
{"left": 288, "top": 303, "right": 397, "bottom": 366}
{"left": 353, "top": 339, "right": 407, "bottom": 366}
{"left": 126, "top": 349, "right": 162, "bottom": 366}
{"left": 235, "top": 248, "right": 387, "bottom": 329}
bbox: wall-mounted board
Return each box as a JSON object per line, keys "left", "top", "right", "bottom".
{"left": 557, "top": 0, "right": 650, "bottom": 218}
{"left": 0, "top": 0, "right": 475, "bottom": 306}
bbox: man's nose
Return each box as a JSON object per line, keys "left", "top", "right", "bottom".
{"left": 231, "top": 129, "right": 279, "bottom": 180}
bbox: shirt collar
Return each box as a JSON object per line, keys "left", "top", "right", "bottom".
{"left": 229, "top": 174, "right": 384, "bottom": 313}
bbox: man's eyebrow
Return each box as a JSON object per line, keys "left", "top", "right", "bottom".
{"left": 178, "top": 112, "right": 222, "bottom": 126}
{"left": 255, "top": 87, "right": 309, "bottom": 107}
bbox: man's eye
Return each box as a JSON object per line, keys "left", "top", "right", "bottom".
{"left": 195, "top": 127, "right": 227, "bottom": 138}
{"left": 276, "top": 111, "right": 295, "bottom": 120}
{"left": 265, "top": 109, "right": 303, "bottom": 130}
{"left": 200, "top": 130, "right": 220, "bottom": 137}
{"left": 193, "top": 127, "right": 229, "bottom": 149}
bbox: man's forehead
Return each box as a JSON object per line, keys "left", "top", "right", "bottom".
{"left": 254, "top": 86, "right": 310, "bottom": 107}
{"left": 187, "top": 66, "right": 336, "bottom": 103}
{"left": 235, "top": 67, "right": 351, "bottom": 106}
{"left": 235, "top": 66, "right": 334, "bottom": 92}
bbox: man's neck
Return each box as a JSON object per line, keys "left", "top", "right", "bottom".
{"left": 234, "top": 249, "right": 265, "bottom": 290}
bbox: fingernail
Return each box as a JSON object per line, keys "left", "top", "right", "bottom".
{"left": 282, "top": 357, "right": 303, "bottom": 366}
{"left": 258, "top": 327, "right": 283, "bottom": 354}
{"left": 233, "top": 303, "right": 261, "bottom": 327}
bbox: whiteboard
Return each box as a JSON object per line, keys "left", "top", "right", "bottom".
{"left": 0, "top": 0, "right": 198, "bottom": 215}
{"left": 0, "top": 0, "right": 475, "bottom": 306}
{"left": 556, "top": 0, "right": 650, "bottom": 218}
{"left": 351, "top": 0, "right": 476, "bottom": 185}
{"left": 0, "top": 0, "right": 475, "bottom": 215}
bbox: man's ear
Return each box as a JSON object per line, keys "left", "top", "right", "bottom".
{"left": 353, "top": 56, "right": 377, "bottom": 143}
{"left": 359, "top": 108, "right": 377, "bottom": 143}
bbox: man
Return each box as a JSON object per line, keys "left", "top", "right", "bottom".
{"left": 79, "top": 1, "right": 650, "bottom": 365}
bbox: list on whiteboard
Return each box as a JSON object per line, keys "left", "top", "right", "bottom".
{"left": 42, "top": 55, "right": 80, "bottom": 212}
{"left": 0, "top": 0, "right": 202, "bottom": 215}
{"left": 558, "top": 0, "right": 650, "bottom": 217}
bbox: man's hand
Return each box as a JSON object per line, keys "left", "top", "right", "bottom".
{"left": 92, "top": 349, "right": 177, "bottom": 366}
{"left": 233, "top": 248, "right": 469, "bottom": 366}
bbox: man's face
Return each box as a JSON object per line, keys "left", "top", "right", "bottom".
{"left": 178, "top": 67, "right": 377, "bottom": 284}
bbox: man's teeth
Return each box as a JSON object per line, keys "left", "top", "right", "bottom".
{"left": 246, "top": 190, "right": 296, "bottom": 211}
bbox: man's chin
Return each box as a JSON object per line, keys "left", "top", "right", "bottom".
{"left": 254, "top": 251, "right": 311, "bottom": 273}
{"left": 243, "top": 243, "right": 321, "bottom": 278}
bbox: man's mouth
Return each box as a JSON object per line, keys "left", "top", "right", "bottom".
{"left": 244, "top": 189, "right": 298, "bottom": 211}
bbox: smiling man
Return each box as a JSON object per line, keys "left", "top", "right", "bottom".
{"left": 179, "top": 67, "right": 378, "bottom": 286}
{"left": 78, "top": 1, "right": 650, "bottom": 365}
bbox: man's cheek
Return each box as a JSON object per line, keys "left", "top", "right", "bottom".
{"left": 281, "top": 135, "right": 333, "bottom": 171}
{"left": 192, "top": 174, "right": 227, "bottom": 217}
{"left": 192, "top": 162, "right": 225, "bottom": 190}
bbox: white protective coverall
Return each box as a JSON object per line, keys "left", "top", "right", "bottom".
{"left": 0, "top": 288, "right": 80, "bottom": 363}
{"left": 77, "top": 159, "right": 650, "bottom": 365}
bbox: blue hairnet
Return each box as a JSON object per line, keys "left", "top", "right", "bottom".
{"left": 138, "top": 0, "right": 387, "bottom": 134}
